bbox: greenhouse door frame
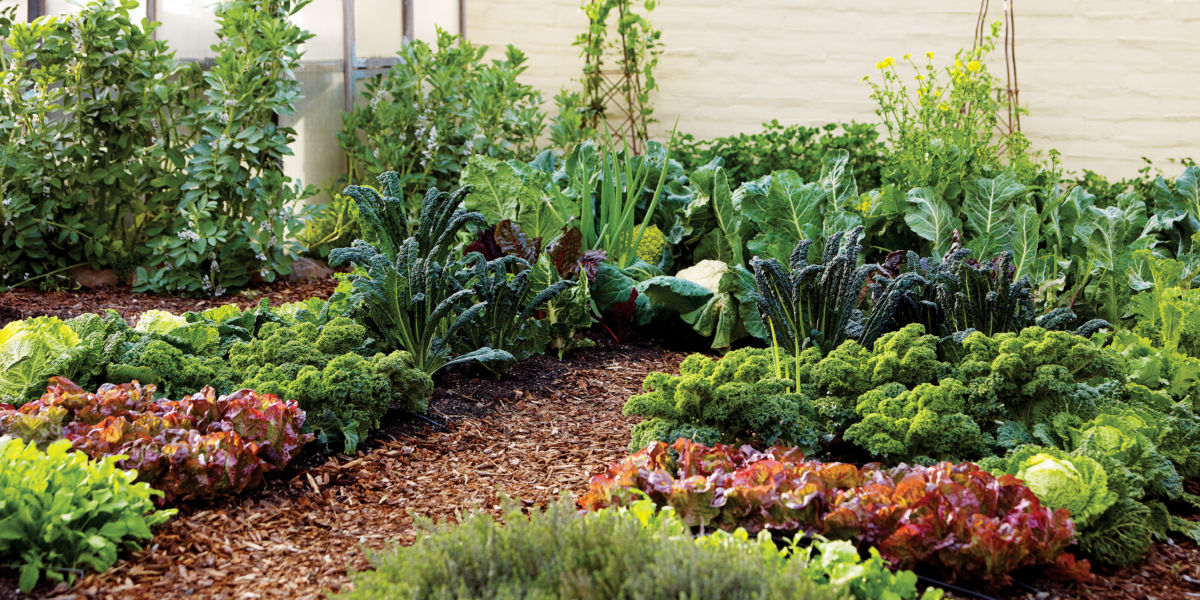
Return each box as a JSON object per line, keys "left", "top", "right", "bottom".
{"left": 342, "top": 0, "right": 412, "bottom": 112}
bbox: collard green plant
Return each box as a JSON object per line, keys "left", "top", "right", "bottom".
{"left": 339, "top": 29, "right": 544, "bottom": 211}
{"left": 330, "top": 176, "right": 514, "bottom": 375}
{"left": 0, "top": 436, "right": 175, "bottom": 592}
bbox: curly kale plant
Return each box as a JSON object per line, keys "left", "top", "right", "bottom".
{"left": 330, "top": 174, "right": 514, "bottom": 375}
{"left": 623, "top": 348, "right": 822, "bottom": 452}
{"left": 230, "top": 319, "right": 432, "bottom": 453}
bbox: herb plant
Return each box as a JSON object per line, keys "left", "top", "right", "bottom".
{"left": 340, "top": 496, "right": 937, "bottom": 600}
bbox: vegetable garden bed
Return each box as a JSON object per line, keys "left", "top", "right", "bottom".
{"left": 0, "top": 288, "right": 1196, "bottom": 599}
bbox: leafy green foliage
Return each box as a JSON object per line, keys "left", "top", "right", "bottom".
{"left": 337, "top": 495, "right": 941, "bottom": 600}
{"left": 0, "top": 314, "right": 121, "bottom": 406}
{"left": 582, "top": 439, "right": 1087, "bottom": 588}
{"left": 749, "top": 227, "right": 877, "bottom": 356}
{"left": 0, "top": 436, "right": 174, "bottom": 592}
{"left": 568, "top": 0, "right": 662, "bottom": 152}
{"left": 0, "top": 378, "right": 311, "bottom": 502}
{"left": 981, "top": 445, "right": 1117, "bottom": 529}
{"left": 138, "top": 0, "right": 314, "bottom": 295}
{"left": 455, "top": 255, "right": 572, "bottom": 372}
{"left": 866, "top": 28, "right": 1040, "bottom": 205}
{"left": 0, "top": 0, "right": 316, "bottom": 294}
{"left": 330, "top": 177, "right": 514, "bottom": 375}
{"left": 675, "top": 120, "right": 886, "bottom": 189}
{"left": 230, "top": 320, "right": 431, "bottom": 452}
{"left": 844, "top": 378, "right": 990, "bottom": 463}
{"left": 671, "top": 259, "right": 764, "bottom": 349}
{"left": 0, "top": 0, "right": 198, "bottom": 288}
{"left": 624, "top": 349, "right": 822, "bottom": 452}
{"left": 339, "top": 29, "right": 544, "bottom": 210}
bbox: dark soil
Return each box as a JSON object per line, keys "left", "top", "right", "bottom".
{"left": 0, "top": 278, "right": 338, "bottom": 326}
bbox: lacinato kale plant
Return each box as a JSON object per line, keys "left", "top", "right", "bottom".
{"left": 330, "top": 174, "right": 515, "bottom": 375}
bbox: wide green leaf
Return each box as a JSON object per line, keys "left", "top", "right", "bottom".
{"left": 742, "top": 171, "right": 825, "bottom": 262}
{"left": 818, "top": 149, "right": 858, "bottom": 210}
{"left": 461, "top": 155, "right": 548, "bottom": 228}
{"left": 904, "top": 187, "right": 960, "bottom": 257}
{"left": 964, "top": 171, "right": 1024, "bottom": 256}
{"left": 1011, "top": 203, "right": 1039, "bottom": 279}
{"left": 710, "top": 167, "right": 744, "bottom": 266}
{"left": 636, "top": 276, "right": 714, "bottom": 315}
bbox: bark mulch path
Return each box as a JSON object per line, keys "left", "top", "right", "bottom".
{"left": 1, "top": 343, "right": 689, "bottom": 600}
{"left": 2, "top": 282, "right": 1198, "bottom": 599}
{"left": 0, "top": 278, "right": 338, "bottom": 326}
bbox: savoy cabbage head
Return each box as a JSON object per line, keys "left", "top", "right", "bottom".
{"left": 983, "top": 445, "right": 1116, "bottom": 529}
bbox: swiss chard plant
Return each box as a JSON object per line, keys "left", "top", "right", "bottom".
{"left": 330, "top": 174, "right": 515, "bottom": 375}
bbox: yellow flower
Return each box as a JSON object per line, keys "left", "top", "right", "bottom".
{"left": 926, "top": 51, "right": 934, "bottom": 59}
{"left": 915, "top": 74, "right": 924, "bottom": 81}
{"left": 955, "top": 59, "right": 963, "bottom": 69}
{"left": 857, "top": 196, "right": 872, "bottom": 213}
{"left": 904, "top": 53, "right": 912, "bottom": 60}
{"left": 967, "top": 60, "right": 982, "bottom": 72}
{"left": 938, "top": 102, "right": 950, "bottom": 112}
{"left": 875, "top": 57, "right": 896, "bottom": 69}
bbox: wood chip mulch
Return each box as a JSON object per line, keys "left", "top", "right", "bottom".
{"left": 0, "top": 278, "right": 338, "bottom": 326}
{"left": 0, "top": 342, "right": 690, "bottom": 600}
{"left": 2, "top": 284, "right": 1199, "bottom": 599}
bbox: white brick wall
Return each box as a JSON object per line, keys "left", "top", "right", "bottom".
{"left": 467, "top": 0, "right": 1200, "bottom": 178}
